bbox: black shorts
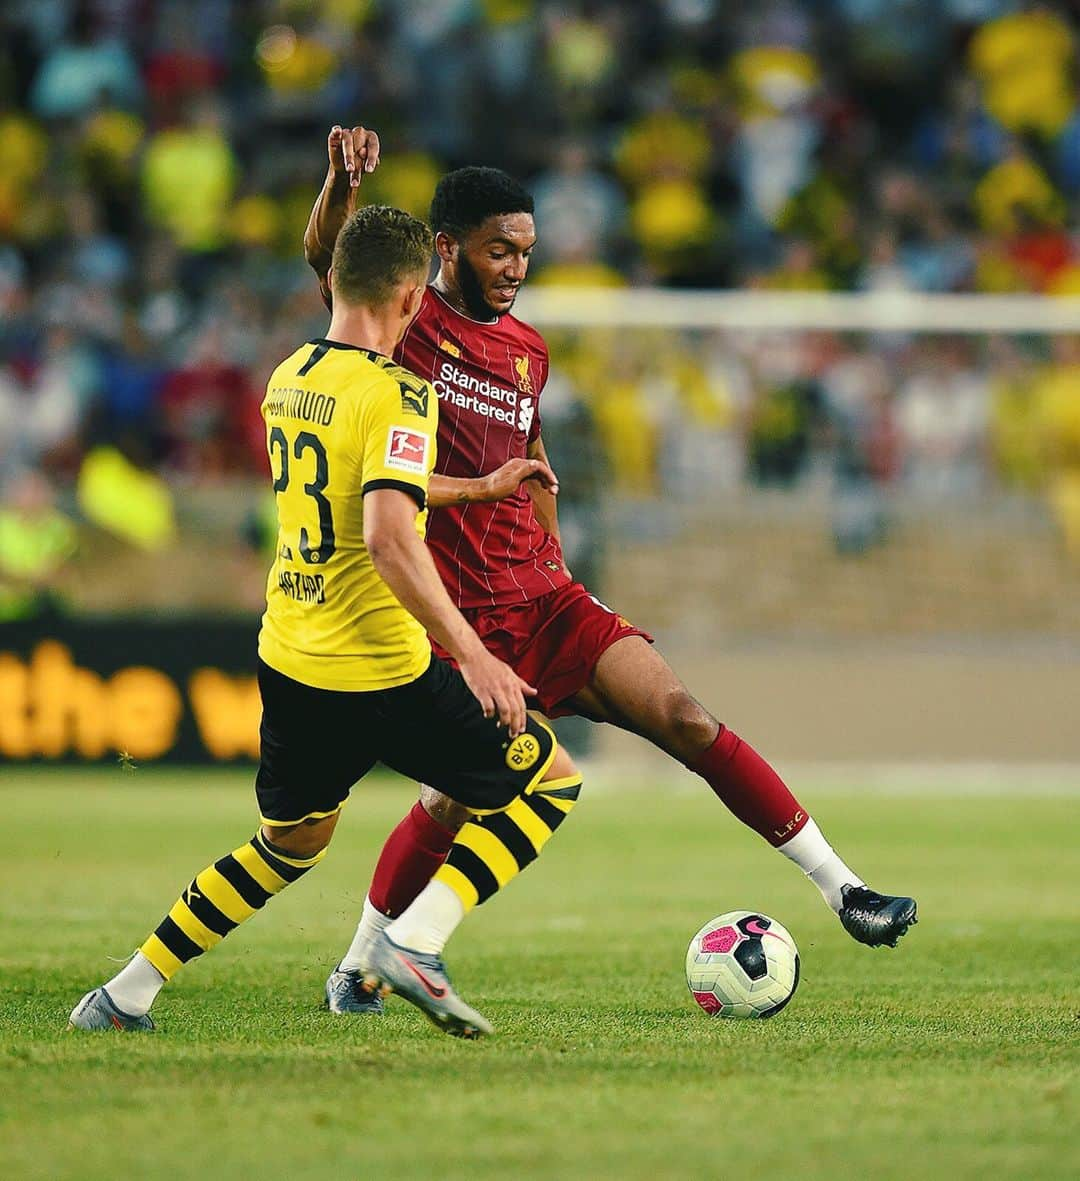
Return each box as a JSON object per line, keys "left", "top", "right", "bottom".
{"left": 255, "top": 656, "right": 557, "bottom": 826}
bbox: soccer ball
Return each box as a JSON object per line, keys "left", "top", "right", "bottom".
{"left": 686, "top": 911, "right": 800, "bottom": 1019}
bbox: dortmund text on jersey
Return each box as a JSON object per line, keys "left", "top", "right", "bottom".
{"left": 258, "top": 339, "right": 438, "bottom": 692}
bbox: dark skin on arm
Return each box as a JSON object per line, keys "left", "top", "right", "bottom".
{"left": 303, "top": 125, "right": 380, "bottom": 305}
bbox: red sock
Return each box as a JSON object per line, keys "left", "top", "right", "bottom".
{"left": 368, "top": 802, "right": 456, "bottom": 917}
{"left": 689, "top": 726, "right": 809, "bottom": 847}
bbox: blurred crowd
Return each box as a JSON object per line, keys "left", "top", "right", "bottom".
{"left": 546, "top": 324, "right": 1080, "bottom": 524}
{"left": 1, "top": 0, "right": 1080, "bottom": 614}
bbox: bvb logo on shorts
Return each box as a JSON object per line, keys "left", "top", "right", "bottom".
{"left": 505, "top": 733, "right": 541, "bottom": 771}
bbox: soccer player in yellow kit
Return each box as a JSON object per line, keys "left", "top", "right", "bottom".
{"left": 68, "top": 205, "right": 581, "bottom": 1039}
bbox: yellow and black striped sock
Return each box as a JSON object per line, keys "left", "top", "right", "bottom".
{"left": 433, "top": 775, "right": 582, "bottom": 912}
{"left": 139, "top": 832, "right": 326, "bottom": 980}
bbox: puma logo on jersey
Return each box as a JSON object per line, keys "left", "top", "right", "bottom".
{"left": 385, "top": 427, "right": 430, "bottom": 474}
{"left": 397, "top": 376, "right": 430, "bottom": 417}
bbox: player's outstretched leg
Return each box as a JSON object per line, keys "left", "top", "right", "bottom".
{"left": 330, "top": 772, "right": 581, "bottom": 1012}
{"left": 69, "top": 824, "right": 332, "bottom": 1031}
{"left": 569, "top": 636, "right": 917, "bottom": 949}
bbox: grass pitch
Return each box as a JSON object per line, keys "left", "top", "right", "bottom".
{"left": 1, "top": 767, "right": 1077, "bottom": 1181}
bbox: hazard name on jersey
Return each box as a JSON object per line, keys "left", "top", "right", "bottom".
{"left": 277, "top": 569, "right": 325, "bottom": 603}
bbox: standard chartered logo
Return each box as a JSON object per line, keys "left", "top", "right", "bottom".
{"left": 436, "top": 359, "right": 541, "bottom": 434}
{"left": 437, "top": 360, "right": 518, "bottom": 406}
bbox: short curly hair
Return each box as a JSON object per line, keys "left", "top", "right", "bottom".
{"left": 429, "top": 167, "right": 534, "bottom": 237}
{"left": 331, "top": 205, "right": 433, "bottom": 307}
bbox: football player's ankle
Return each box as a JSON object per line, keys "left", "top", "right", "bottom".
{"left": 384, "top": 880, "right": 465, "bottom": 956}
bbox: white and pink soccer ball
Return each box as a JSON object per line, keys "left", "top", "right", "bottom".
{"left": 686, "top": 911, "right": 800, "bottom": 1019}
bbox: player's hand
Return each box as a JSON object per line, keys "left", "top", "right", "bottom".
{"left": 458, "top": 647, "right": 537, "bottom": 738}
{"left": 328, "top": 124, "right": 381, "bottom": 188}
{"left": 479, "top": 458, "right": 559, "bottom": 503}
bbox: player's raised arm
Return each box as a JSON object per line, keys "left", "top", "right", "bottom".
{"left": 363, "top": 487, "right": 537, "bottom": 736}
{"left": 303, "top": 124, "right": 381, "bottom": 302}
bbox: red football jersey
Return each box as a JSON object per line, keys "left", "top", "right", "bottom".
{"left": 394, "top": 286, "right": 571, "bottom": 608}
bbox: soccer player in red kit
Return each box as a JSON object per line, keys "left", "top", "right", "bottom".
{"left": 305, "top": 126, "right": 916, "bottom": 1021}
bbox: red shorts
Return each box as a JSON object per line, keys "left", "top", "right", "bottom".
{"left": 431, "top": 582, "right": 653, "bottom": 717}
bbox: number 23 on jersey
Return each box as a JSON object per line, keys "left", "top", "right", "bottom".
{"left": 268, "top": 427, "right": 335, "bottom": 564}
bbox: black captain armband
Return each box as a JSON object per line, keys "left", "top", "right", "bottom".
{"left": 361, "top": 480, "right": 426, "bottom": 511}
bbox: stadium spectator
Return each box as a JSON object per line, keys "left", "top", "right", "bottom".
{"left": 97, "top": 312, "right": 166, "bottom": 434}
{"left": 20, "top": 323, "right": 100, "bottom": 475}
{"left": 531, "top": 141, "right": 627, "bottom": 271}
{"left": 143, "top": 4, "right": 226, "bottom": 121}
{"left": 967, "top": 3, "right": 1076, "bottom": 140}
{"left": 157, "top": 323, "right": 259, "bottom": 478}
{"left": 895, "top": 338, "right": 991, "bottom": 500}
{"left": 729, "top": 36, "right": 821, "bottom": 239}
{"left": 29, "top": 3, "right": 141, "bottom": 120}
{"left": 141, "top": 97, "right": 237, "bottom": 258}
{"left": 0, "top": 467, "right": 77, "bottom": 620}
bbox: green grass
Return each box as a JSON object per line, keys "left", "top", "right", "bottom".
{"left": 1, "top": 768, "right": 1078, "bottom": 1181}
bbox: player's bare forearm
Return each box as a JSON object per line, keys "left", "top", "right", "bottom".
{"left": 304, "top": 124, "right": 382, "bottom": 296}
{"left": 303, "top": 168, "right": 352, "bottom": 281}
{"left": 427, "top": 474, "right": 487, "bottom": 508}
{"left": 428, "top": 458, "right": 558, "bottom": 509}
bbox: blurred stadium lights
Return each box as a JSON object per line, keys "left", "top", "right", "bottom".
{"left": 255, "top": 25, "right": 298, "bottom": 73}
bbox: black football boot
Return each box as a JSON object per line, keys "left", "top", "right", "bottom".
{"left": 839, "top": 885, "right": 918, "bottom": 948}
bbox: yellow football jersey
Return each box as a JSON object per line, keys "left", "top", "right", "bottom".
{"left": 258, "top": 338, "right": 438, "bottom": 691}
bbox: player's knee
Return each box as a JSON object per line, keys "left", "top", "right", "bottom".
{"left": 419, "top": 784, "right": 471, "bottom": 833}
{"left": 260, "top": 812, "right": 338, "bottom": 859}
{"left": 659, "top": 690, "right": 718, "bottom": 759}
{"left": 541, "top": 744, "right": 579, "bottom": 786}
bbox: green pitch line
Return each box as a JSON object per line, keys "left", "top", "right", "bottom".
{"left": 1, "top": 769, "right": 1078, "bottom": 1181}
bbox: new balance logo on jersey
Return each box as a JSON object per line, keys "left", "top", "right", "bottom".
{"left": 385, "top": 427, "right": 430, "bottom": 474}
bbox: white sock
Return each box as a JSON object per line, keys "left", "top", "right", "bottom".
{"left": 384, "top": 880, "right": 465, "bottom": 956}
{"left": 777, "top": 818, "right": 864, "bottom": 913}
{"left": 103, "top": 951, "right": 165, "bottom": 1017}
{"left": 339, "top": 896, "right": 392, "bottom": 972}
